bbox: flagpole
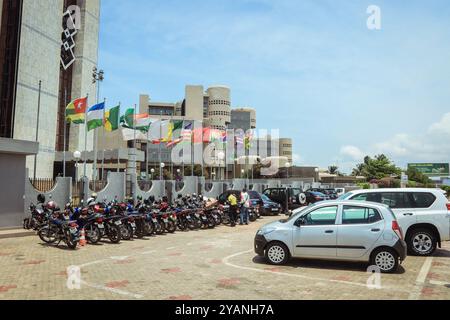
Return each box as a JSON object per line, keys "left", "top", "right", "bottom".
{"left": 33, "top": 80, "right": 42, "bottom": 181}
{"left": 117, "top": 102, "right": 121, "bottom": 173}
{"left": 146, "top": 128, "right": 149, "bottom": 181}
{"left": 83, "top": 94, "right": 89, "bottom": 178}
{"left": 170, "top": 115, "right": 173, "bottom": 180}
{"left": 101, "top": 98, "right": 106, "bottom": 181}
{"left": 63, "top": 87, "right": 67, "bottom": 177}
{"left": 159, "top": 111, "right": 162, "bottom": 181}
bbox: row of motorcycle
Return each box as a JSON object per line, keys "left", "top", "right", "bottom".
{"left": 23, "top": 193, "right": 262, "bottom": 250}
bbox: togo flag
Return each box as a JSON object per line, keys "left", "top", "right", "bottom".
{"left": 87, "top": 102, "right": 105, "bottom": 131}
{"left": 66, "top": 97, "right": 87, "bottom": 124}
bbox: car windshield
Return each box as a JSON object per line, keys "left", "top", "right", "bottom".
{"left": 338, "top": 192, "right": 353, "bottom": 200}
{"left": 261, "top": 194, "right": 271, "bottom": 202}
{"left": 284, "top": 204, "right": 317, "bottom": 222}
{"left": 248, "top": 191, "right": 260, "bottom": 199}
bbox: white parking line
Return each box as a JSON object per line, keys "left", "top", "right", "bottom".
{"left": 408, "top": 257, "right": 433, "bottom": 300}
{"left": 81, "top": 280, "right": 143, "bottom": 299}
{"left": 223, "top": 250, "right": 410, "bottom": 293}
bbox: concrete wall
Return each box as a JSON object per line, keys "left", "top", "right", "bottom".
{"left": 92, "top": 172, "right": 126, "bottom": 203}
{"left": 0, "top": 154, "right": 27, "bottom": 228}
{"left": 14, "top": 0, "right": 64, "bottom": 178}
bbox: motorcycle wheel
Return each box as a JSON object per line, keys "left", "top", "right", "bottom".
{"left": 177, "top": 221, "right": 187, "bottom": 231}
{"left": 66, "top": 236, "right": 78, "bottom": 250}
{"left": 249, "top": 213, "right": 257, "bottom": 222}
{"left": 222, "top": 214, "right": 231, "bottom": 225}
{"left": 214, "top": 214, "right": 222, "bottom": 225}
{"left": 120, "top": 224, "right": 132, "bottom": 241}
{"left": 107, "top": 225, "right": 121, "bottom": 243}
{"left": 207, "top": 217, "right": 216, "bottom": 229}
{"left": 38, "top": 226, "right": 57, "bottom": 243}
{"left": 134, "top": 222, "right": 146, "bottom": 238}
{"left": 154, "top": 223, "right": 164, "bottom": 235}
{"left": 85, "top": 225, "right": 101, "bottom": 244}
{"left": 187, "top": 221, "right": 196, "bottom": 230}
{"left": 166, "top": 221, "right": 176, "bottom": 233}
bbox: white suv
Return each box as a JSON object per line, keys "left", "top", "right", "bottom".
{"left": 339, "top": 188, "right": 450, "bottom": 256}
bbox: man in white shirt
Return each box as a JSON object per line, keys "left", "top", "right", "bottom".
{"left": 240, "top": 188, "right": 250, "bottom": 225}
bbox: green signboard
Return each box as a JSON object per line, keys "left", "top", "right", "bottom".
{"left": 408, "top": 163, "right": 450, "bottom": 177}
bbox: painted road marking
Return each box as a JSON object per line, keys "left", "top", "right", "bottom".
{"left": 409, "top": 257, "right": 433, "bottom": 300}
{"left": 223, "top": 250, "right": 411, "bottom": 293}
{"left": 81, "top": 280, "right": 143, "bottom": 299}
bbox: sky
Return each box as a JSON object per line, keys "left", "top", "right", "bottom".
{"left": 98, "top": 0, "right": 450, "bottom": 174}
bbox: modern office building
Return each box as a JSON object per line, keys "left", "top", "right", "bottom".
{"left": 229, "top": 107, "right": 256, "bottom": 132}
{"left": 0, "top": 0, "right": 101, "bottom": 179}
{"left": 279, "top": 138, "right": 293, "bottom": 164}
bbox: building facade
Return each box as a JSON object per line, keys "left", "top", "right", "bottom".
{"left": 0, "top": 0, "right": 101, "bottom": 179}
{"left": 229, "top": 107, "right": 256, "bottom": 132}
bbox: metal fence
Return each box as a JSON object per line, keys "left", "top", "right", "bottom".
{"left": 29, "top": 178, "right": 55, "bottom": 192}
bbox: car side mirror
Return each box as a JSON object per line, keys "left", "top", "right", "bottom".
{"left": 295, "top": 217, "right": 306, "bottom": 227}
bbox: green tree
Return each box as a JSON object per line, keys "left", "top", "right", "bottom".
{"left": 405, "top": 167, "right": 432, "bottom": 185}
{"left": 352, "top": 154, "right": 401, "bottom": 180}
{"left": 328, "top": 165, "right": 339, "bottom": 175}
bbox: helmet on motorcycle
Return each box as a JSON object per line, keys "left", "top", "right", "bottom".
{"left": 148, "top": 195, "right": 155, "bottom": 203}
{"left": 91, "top": 193, "right": 98, "bottom": 200}
{"left": 137, "top": 195, "right": 143, "bottom": 201}
{"left": 47, "top": 201, "right": 57, "bottom": 210}
{"left": 37, "top": 194, "right": 46, "bottom": 203}
{"left": 177, "top": 194, "right": 183, "bottom": 199}
{"left": 162, "top": 196, "right": 169, "bottom": 203}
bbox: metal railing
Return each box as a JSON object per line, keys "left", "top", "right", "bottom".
{"left": 29, "top": 178, "right": 55, "bottom": 192}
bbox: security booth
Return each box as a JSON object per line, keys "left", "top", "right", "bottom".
{"left": 0, "top": 138, "right": 38, "bottom": 228}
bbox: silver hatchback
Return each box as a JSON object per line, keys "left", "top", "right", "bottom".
{"left": 255, "top": 200, "right": 407, "bottom": 273}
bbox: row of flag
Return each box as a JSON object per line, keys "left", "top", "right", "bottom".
{"left": 65, "top": 97, "right": 253, "bottom": 148}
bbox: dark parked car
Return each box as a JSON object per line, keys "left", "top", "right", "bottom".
{"left": 308, "top": 188, "right": 337, "bottom": 200}
{"left": 305, "top": 191, "right": 329, "bottom": 204}
{"left": 260, "top": 194, "right": 282, "bottom": 216}
{"left": 262, "top": 187, "right": 305, "bottom": 212}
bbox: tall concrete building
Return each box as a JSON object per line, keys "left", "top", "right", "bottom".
{"left": 0, "top": 0, "right": 100, "bottom": 179}
{"left": 279, "top": 138, "right": 293, "bottom": 164}
{"left": 205, "top": 85, "right": 231, "bottom": 130}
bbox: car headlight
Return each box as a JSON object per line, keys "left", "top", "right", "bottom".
{"left": 257, "top": 228, "right": 276, "bottom": 236}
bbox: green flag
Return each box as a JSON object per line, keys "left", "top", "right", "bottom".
{"left": 104, "top": 105, "right": 120, "bottom": 132}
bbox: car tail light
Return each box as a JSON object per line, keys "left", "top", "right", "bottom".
{"left": 69, "top": 223, "right": 78, "bottom": 228}
{"left": 315, "top": 196, "right": 321, "bottom": 200}
{"left": 392, "top": 221, "right": 403, "bottom": 240}
{"left": 446, "top": 203, "right": 450, "bottom": 211}
{"left": 96, "top": 217, "right": 103, "bottom": 223}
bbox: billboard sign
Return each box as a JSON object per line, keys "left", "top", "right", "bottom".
{"left": 408, "top": 163, "right": 450, "bottom": 177}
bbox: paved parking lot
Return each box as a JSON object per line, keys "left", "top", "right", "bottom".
{"left": 0, "top": 216, "right": 449, "bottom": 300}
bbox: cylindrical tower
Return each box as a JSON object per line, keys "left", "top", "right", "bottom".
{"left": 206, "top": 85, "right": 231, "bottom": 130}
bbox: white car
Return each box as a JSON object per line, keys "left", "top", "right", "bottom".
{"left": 338, "top": 188, "right": 450, "bottom": 256}
{"left": 255, "top": 200, "right": 407, "bottom": 273}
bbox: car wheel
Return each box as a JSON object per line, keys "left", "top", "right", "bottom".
{"left": 370, "top": 248, "right": 399, "bottom": 273}
{"left": 298, "top": 193, "right": 307, "bottom": 205}
{"left": 265, "top": 242, "right": 289, "bottom": 265}
{"left": 407, "top": 228, "right": 437, "bottom": 256}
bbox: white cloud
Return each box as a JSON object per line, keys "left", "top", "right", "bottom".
{"left": 340, "top": 145, "right": 365, "bottom": 161}
{"left": 429, "top": 112, "right": 450, "bottom": 135}
{"left": 339, "top": 112, "right": 450, "bottom": 170}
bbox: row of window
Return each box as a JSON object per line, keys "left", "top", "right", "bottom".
{"left": 209, "top": 111, "right": 230, "bottom": 117}
{"left": 282, "top": 144, "right": 292, "bottom": 148}
{"left": 301, "top": 206, "right": 382, "bottom": 226}
{"left": 209, "top": 100, "right": 231, "bottom": 106}
{"left": 350, "top": 192, "right": 436, "bottom": 209}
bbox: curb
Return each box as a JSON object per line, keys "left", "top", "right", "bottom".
{"left": 0, "top": 230, "right": 35, "bottom": 240}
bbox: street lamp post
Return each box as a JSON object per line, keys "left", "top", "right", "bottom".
{"left": 286, "top": 162, "right": 291, "bottom": 179}
{"left": 150, "top": 168, "right": 155, "bottom": 181}
{"left": 92, "top": 67, "right": 105, "bottom": 188}
{"left": 74, "top": 151, "right": 81, "bottom": 181}
{"left": 241, "top": 169, "right": 245, "bottom": 179}
{"left": 160, "top": 163, "right": 165, "bottom": 181}
{"left": 217, "top": 151, "right": 225, "bottom": 181}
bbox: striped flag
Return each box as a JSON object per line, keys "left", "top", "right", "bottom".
{"left": 66, "top": 97, "right": 87, "bottom": 124}
{"left": 104, "top": 105, "right": 120, "bottom": 132}
{"left": 87, "top": 102, "right": 105, "bottom": 131}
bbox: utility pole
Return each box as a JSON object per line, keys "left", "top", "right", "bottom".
{"left": 33, "top": 80, "right": 42, "bottom": 181}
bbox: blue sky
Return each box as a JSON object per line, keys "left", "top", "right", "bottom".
{"left": 98, "top": 0, "right": 450, "bottom": 173}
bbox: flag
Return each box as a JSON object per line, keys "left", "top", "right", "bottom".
{"left": 120, "top": 108, "right": 134, "bottom": 128}
{"left": 87, "top": 102, "right": 105, "bottom": 131}
{"left": 121, "top": 128, "right": 148, "bottom": 141}
{"left": 66, "top": 97, "right": 87, "bottom": 124}
{"left": 236, "top": 135, "right": 244, "bottom": 146}
{"left": 149, "top": 120, "right": 171, "bottom": 142}
{"left": 104, "top": 105, "right": 120, "bottom": 132}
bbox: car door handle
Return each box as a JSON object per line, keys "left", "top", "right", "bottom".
{"left": 371, "top": 228, "right": 381, "bottom": 232}
{"left": 325, "top": 230, "right": 334, "bottom": 234}
{"left": 403, "top": 213, "right": 414, "bottom": 216}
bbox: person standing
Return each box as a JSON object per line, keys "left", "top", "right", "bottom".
{"left": 240, "top": 188, "right": 250, "bottom": 225}
{"left": 227, "top": 192, "right": 238, "bottom": 227}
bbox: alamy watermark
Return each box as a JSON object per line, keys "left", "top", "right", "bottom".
{"left": 367, "top": 5, "right": 381, "bottom": 30}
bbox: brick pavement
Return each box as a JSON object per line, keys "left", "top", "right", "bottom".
{"left": 0, "top": 216, "right": 449, "bottom": 300}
